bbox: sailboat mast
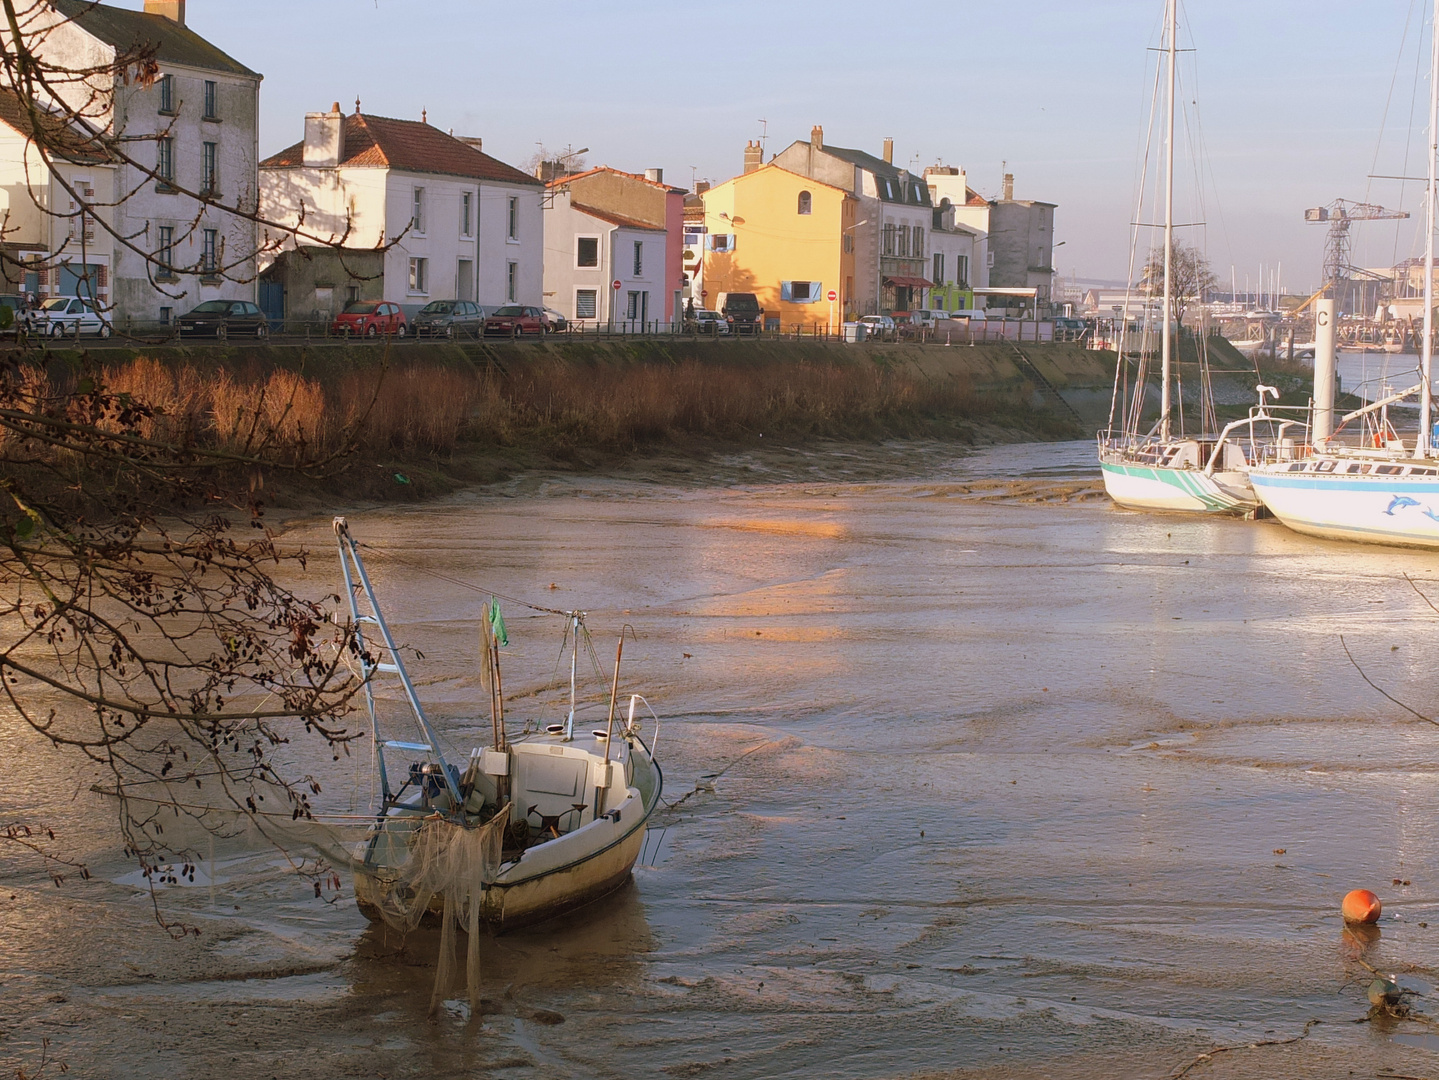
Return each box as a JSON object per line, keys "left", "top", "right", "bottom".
{"left": 1422, "top": 0, "right": 1438, "bottom": 456}
{"left": 1160, "top": 0, "right": 1177, "bottom": 441}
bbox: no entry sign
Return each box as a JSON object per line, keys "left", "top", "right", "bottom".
{"left": 827, "top": 289, "right": 837, "bottom": 302}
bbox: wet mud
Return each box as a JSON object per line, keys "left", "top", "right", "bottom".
{"left": 5, "top": 441, "right": 1439, "bottom": 1078}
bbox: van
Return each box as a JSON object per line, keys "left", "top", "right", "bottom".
{"left": 911, "top": 309, "right": 949, "bottom": 328}
{"left": 715, "top": 292, "right": 762, "bottom": 335}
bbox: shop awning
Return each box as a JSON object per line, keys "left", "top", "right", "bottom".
{"left": 883, "top": 275, "right": 933, "bottom": 289}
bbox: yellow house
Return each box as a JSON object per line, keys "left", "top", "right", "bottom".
{"left": 700, "top": 164, "right": 857, "bottom": 328}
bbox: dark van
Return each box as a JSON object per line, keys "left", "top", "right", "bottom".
{"left": 716, "top": 292, "right": 762, "bottom": 335}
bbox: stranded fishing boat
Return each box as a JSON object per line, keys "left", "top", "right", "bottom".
{"left": 332, "top": 518, "right": 663, "bottom": 935}
{"left": 1096, "top": 0, "right": 1303, "bottom": 514}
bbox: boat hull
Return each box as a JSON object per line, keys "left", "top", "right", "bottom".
{"left": 1100, "top": 460, "right": 1259, "bottom": 513}
{"left": 1249, "top": 469, "right": 1439, "bottom": 549}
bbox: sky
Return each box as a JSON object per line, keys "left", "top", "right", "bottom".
{"left": 109, "top": 0, "right": 1439, "bottom": 292}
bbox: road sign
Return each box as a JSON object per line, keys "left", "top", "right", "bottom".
{"left": 827, "top": 289, "right": 837, "bottom": 302}
{"left": 612, "top": 280, "right": 622, "bottom": 290}
{"left": 701, "top": 289, "right": 708, "bottom": 298}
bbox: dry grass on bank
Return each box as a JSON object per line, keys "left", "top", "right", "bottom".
{"left": 17, "top": 354, "right": 1064, "bottom": 470}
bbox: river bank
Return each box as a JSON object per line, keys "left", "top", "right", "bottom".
{"left": 10, "top": 334, "right": 1311, "bottom": 508}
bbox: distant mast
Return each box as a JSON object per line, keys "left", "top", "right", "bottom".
{"left": 1159, "top": 0, "right": 1177, "bottom": 441}
{"left": 1422, "top": 0, "right": 1438, "bottom": 456}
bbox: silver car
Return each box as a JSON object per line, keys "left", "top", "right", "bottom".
{"left": 35, "top": 296, "right": 111, "bottom": 338}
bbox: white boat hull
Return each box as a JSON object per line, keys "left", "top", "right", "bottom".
{"left": 1100, "top": 460, "right": 1259, "bottom": 513}
{"left": 1250, "top": 468, "right": 1439, "bottom": 549}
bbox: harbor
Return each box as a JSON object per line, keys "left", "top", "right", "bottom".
{"left": 5, "top": 442, "right": 1439, "bottom": 1077}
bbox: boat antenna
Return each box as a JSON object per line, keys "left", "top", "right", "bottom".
{"left": 1421, "top": 0, "right": 1438, "bottom": 456}
{"left": 1160, "top": 0, "right": 1177, "bottom": 442}
{"left": 566, "top": 612, "right": 580, "bottom": 741}
{"left": 595, "top": 629, "right": 627, "bottom": 817}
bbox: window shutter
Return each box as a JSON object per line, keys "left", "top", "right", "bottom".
{"left": 780, "top": 281, "right": 792, "bottom": 302}
{"left": 811, "top": 282, "right": 821, "bottom": 304}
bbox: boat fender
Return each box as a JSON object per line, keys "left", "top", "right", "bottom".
{"left": 1342, "top": 888, "right": 1382, "bottom": 924}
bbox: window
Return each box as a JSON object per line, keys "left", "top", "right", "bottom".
{"left": 203, "top": 80, "right": 217, "bottom": 120}
{"left": 577, "top": 236, "right": 598, "bottom": 268}
{"left": 507, "top": 196, "right": 518, "bottom": 240}
{"left": 781, "top": 281, "right": 819, "bottom": 303}
{"left": 912, "top": 226, "right": 924, "bottom": 256}
{"left": 626, "top": 290, "right": 648, "bottom": 321}
{"left": 460, "top": 191, "right": 472, "bottom": 236}
{"left": 633, "top": 240, "right": 643, "bottom": 277}
{"left": 898, "top": 226, "right": 910, "bottom": 257}
{"left": 843, "top": 233, "right": 854, "bottom": 254}
{"left": 411, "top": 187, "right": 425, "bottom": 233}
{"left": 708, "top": 233, "right": 732, "bottom": 252}
{"left": 798, "top": 190, "right": 812, "bottom": 215}
{"left": 201, "top": 229, "right": 217, "bottom": 276}
{"left": 346, "top": 285, "right": 360, "bottom": 304}
{"left": 202, "top": 142, "right": 217, "bottom": 193}
{"left": 934, "top": 253, "right": 944, "bottom": 286}
{"left": 408, "top": 257, "right": 427, "bottom": 293}
{"left": 956, "top": 255, "right": 969, "bottom": 288}
{"left": 159, "top": 305, "right": 172, "bottom": 325}
{"left": 576, "top": 289, "right": 597, "bottom": 319}
{"left": 157, "top": 225, "right": 174, "bottom": 277}
{"left": 158, "top": 74, "right": 174, "bottom": 114}
{"left": 882, "top": 224, "right": 896, "bottom": 256}
{"left": 506, "top": 260, "right": 517, "bottom": 302}
{"left": 156, "top": 137, "right": 174, "bottom": 184}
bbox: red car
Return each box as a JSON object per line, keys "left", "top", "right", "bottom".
{"left": 482, "top": 305, "right": 546, "bottom": 337}
{"left": 331, "top": 301, "right": 407, "bottom": 338}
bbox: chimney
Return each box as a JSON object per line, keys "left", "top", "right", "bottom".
{"left": 810, "top": 125, "right": 823, "bottom": 150}
{"left": 144, "top": 0, "right": 185, "bottom": 23}
{"left": 456, "top": 136, "right": 484, "bottom": 153}
{"left": 882, "top": 137, "right": 894, "bottom": 165}
{"left": 1002, "top": 172, "right": 1014, "bottom": 200}
{"left": 302, "top": 103, "right": 345, "bottom": 168}
{"left": 695, "top": 180, "right": 710, "bottom": 195}
{"left": 743, "top": 140, "right": 762, "bottom": 174}
{"left": 645, "top": 168, "right": 663, "bottom": 184}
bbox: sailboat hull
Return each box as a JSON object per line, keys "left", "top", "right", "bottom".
{"left": 1100, "top": 461, "right": 1259, "bottom": 513}
{"left": 1249, "top": 469, "right": 1439, "bottom": 548}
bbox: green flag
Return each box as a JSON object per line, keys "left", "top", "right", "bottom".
{"left": 489, "top": 598, "right": 508, "bottom": 647}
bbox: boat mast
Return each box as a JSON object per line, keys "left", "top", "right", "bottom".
{"left": 1422, "top": 0, "right": 1438, "bottom": 456}
{"left": 1159, "top": 0, "right": 1177, "bottom": 441}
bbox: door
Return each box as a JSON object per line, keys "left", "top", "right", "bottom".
{"left": 457, "top": 259, "right": 474, "bottom": 300}
{"left": 258, "top": 280, "right": 285, "bottom": 328}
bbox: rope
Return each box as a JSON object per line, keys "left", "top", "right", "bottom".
{"left": 353, "top": 541, "right": 582, "bottom": 619}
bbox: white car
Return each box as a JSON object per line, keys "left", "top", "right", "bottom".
{"left": 692, "top": 308, "right": 730, "bottom": 335}
{"left": 857, "top": 314, "right": 896, "bottom": 340}
{"left": 35, "top": 296, "right": 111, "bottom": 338}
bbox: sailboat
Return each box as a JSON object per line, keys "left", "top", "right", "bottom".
{"left": 1097, "top": 0, "right": 1300, "bottom": 514}
{"left": 332, "top": 518, "right": 664, "bottom": 933}
{"left": 1247, "top": 0, "right": 1439, "bottom": 549}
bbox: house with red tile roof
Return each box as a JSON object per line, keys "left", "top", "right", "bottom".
{"left": 541, "top": 167, "right": 686, "bottom": 324}
{"left": 258, "top": 103, "right": 542, "bottom": 323}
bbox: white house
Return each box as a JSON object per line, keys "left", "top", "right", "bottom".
{"left": 543, "top": 186, "right": 666, "bottom": 327}
{"left": 924, "top": 164, "right": 991, "bottom": 309}
{"left": 0, "top": 88, "right": 116, "bottom": 308}
{"left": 14, "top": 0, "right": 263, "bottom": 325}
{"left": 258, "top": 103, "right": 543, "bottom": 320}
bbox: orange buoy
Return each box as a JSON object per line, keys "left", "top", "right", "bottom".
{"left": 1342, "top": 889, "right": 1382, "bottom": 924}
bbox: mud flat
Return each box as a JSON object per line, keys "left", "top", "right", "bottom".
{"left": 5, "top": 440, "right": 1439, "bottom": 1079}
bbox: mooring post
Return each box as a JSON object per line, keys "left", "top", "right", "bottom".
{"left": 1313, "top": 298, "right": 1337, "bottom": 446}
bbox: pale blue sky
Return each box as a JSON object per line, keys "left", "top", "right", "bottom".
{"left": 116, "top": 1, "right": 1438, "bottom": 290}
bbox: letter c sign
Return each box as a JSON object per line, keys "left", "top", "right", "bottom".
{"left": 1318, "top": 310, "right": 1330, "bottom": 327}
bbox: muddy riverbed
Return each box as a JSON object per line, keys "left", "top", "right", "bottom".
{"left": 5, "top": 440, "right": 1439, "bottom": 1078}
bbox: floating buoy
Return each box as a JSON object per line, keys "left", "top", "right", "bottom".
{"left": 1343, "top": 889, "right": 1382, "bottom": 924}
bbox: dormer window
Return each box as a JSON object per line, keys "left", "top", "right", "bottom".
{"left": 797, "top": 190, "right": 812, "bottom": 215}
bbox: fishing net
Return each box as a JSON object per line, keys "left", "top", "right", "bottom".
{"left": 363, "top": 807, "right": 510, "bottom": 1015}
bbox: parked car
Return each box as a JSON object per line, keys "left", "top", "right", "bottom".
{"left": 911, "top": 308, "right": 949, "bottom": 328}
{"left": 331, "top": 300, "right": 407, "bottom": 338}
{"left": 34, "top": 296, "right": 111, "bottom": 338}
{"left": 412, "top": 300, "right": 485, "bottom": 339}
{"left": 541, "top": 307, "right": 569, "bottom": 334}
{"left": 1052, "top": 316, "right": 1088, "bottom": 341}
{"left": 716, "top": 291, "right": 762, "bottom": 334}
{"left": 691, "top": 308, "right": 729, "bottom": 335}
{"left": 857, "top": 314, "right": 896, "bottom": 341}
{"left": 177, "top": 299, "right": 269, "bottom": 339}
{"left": 0, "top": 293, "right": 35, "bottom": 336}
{"left": 482, "top": 305, "right": 546, "bottom": 338}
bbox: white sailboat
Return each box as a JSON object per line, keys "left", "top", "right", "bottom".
{"left": 331, "top": 518, "right": 663, "bottom": 935}
{"left": 1248, "top": 0, "right": 1439, "bottom": 549}
{"left": 1097, "top": 0, "right": 1300, "bottom": 514}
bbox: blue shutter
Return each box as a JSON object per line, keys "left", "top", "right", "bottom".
{"left": 780, "top": 281, "right": 793, "bottom": 302}
{"left": 811, "top": 282, "right": 821, "bottom": 304}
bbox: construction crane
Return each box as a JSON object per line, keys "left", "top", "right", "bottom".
{"left": 1304, "top": 200, "right": 1410, "bottom": 307}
